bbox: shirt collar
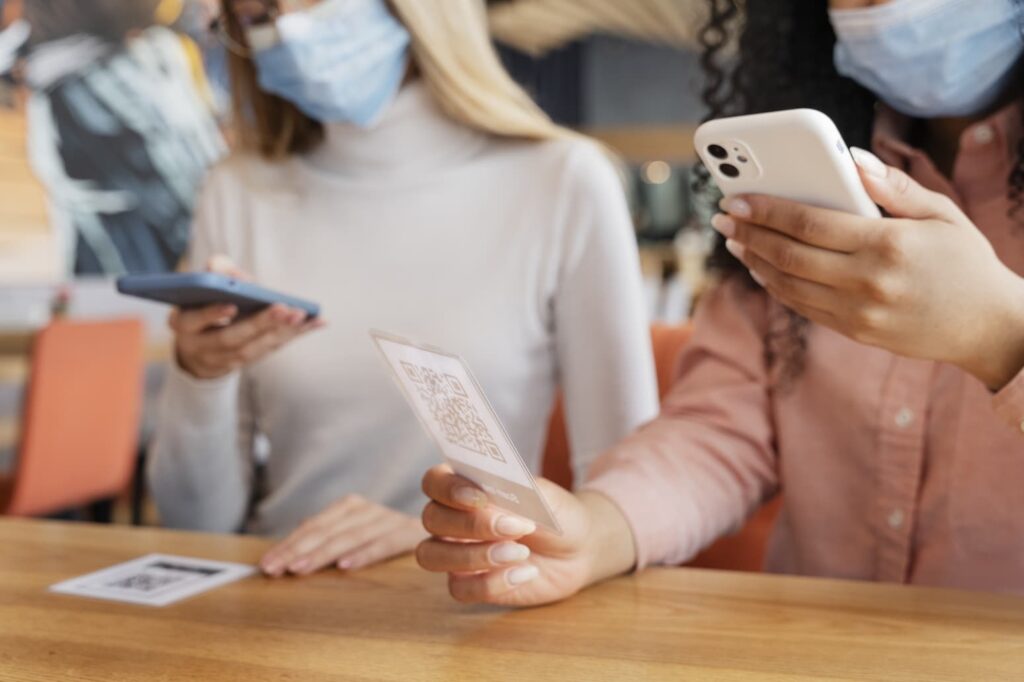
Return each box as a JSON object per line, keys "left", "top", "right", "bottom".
{"left": 300, "top": 80, "right": 488, "bottom": 183}
{"left": 871, "top": 100, "right": 1022, "bottom": 205}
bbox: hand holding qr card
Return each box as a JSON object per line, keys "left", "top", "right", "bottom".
{"left": 371, "top": 330, "right": 562, "bottom": 534}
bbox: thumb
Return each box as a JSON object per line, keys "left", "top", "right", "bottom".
{"left": 205, "top": 254, "right": 251, "bottom": 281}
{"left": 850, "top": 147, "right": 958, "bottom": 222}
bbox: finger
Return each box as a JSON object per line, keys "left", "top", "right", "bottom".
{"left": 447, "top": 564, "right": 540, "bottom": 604}
{"left": 169, "top": 304, "right": 238, "bottom": 335}
{"left": 214, "top": 311, "right": 322, "bottom": 368}
{"left": 720, "top": 195, "right": 872, "bottom": 253}
{"left": 850, "top": 147, "right": 963, "bottom": 222}
{"left": 422, "top": 501, "right": 536, "bottom": 542}
{"left": 260, "top": 498, "right": 379, "bottom": 575}
{"left": 421, "top": 465, "right": 489, "bottom": 511}
{"left": 206, "top": 254, "right": 251, "bottom": 281}
{"left": 714, "top": 214, "right": 855, "bottom": 287}
{"left": 338, "top": 522, "right": 429, "bottom": 571}
{"left": 288, "top": 512, "right": 399, "bottom": 576}
{"left": 731, "top": 243, "right": 843, "bottom": 316}
{"left": 416, "top": 538, "right": 531, "bottom": 573}
{"left": 230, "top": 318, "right": 310, "bottom": 364}
{"left": 212, "top": 305, "right": 292, "bottom": 351}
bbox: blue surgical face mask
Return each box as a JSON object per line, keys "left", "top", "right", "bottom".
{"left": 246, "top": 0, "right": 410, "bottom": 127}
{"left": 830, "top": 0, "right": 1024, "bottom": 118}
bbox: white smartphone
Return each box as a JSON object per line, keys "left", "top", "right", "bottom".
{"left": 694, "top": 108, "right": 881, "bottom": 218}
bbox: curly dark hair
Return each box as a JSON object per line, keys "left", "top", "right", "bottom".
{"left": 696, "top": 0, "right": 1024, "bottom": 385}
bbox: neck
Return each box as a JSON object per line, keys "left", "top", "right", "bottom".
{"left": 301, "top": 81, "right": 486, "bottom": 182}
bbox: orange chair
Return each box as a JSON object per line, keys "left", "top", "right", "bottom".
{"left": 0, "top": 319, "right": 145, "bottom": 516}
{"left": 541, "top": 322, "right": 780, "bottom": 572}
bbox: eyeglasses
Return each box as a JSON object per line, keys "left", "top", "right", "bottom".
{"left": 210, "top": 0, "right": 320, "bottom": 57}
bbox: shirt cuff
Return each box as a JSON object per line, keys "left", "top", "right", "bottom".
{"left": 162, "top": 360, "right": 240, "bottom": 423}
{"left": 992, "top": 366, "right": 1024, "bottom": 433}
{"left": 582, "top": 462, "right": 701, "bottom": 571}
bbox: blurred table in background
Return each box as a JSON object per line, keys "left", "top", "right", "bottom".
{"left": 3, "top": 518, "right": 1024, "bottom": 681}
{"left": 586, "top": 123, "right": 697, "bottom": 166}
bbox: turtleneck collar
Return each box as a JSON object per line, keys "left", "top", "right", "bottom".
{"left": 301, "top": 80, "right": 488, "bottom": 182}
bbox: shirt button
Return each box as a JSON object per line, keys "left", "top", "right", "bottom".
{"left": 894, "top": 407, "right": 914, "bottom": 428}
{"left": 888, "top": 509, "right": 905, "bottom": 529}
{"left": 972, "top": 124, "right": 995, "bottom": 146}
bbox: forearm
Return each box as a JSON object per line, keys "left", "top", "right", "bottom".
{"left": 148, "top": 365, "right": 251, "bottom": 531}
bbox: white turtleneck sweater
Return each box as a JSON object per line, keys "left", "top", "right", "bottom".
{"left": 148, "top": 83, "right": 658, "bottom": 536}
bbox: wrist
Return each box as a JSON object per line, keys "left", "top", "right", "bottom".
{"left": 960, "top": 272, "right": 1024, "bottom": 390}
{"left": 175, "top": 348, "right": 231, "bottom": 381}
{"left": 577, "top": 490, "right": 638, "bottom": 587}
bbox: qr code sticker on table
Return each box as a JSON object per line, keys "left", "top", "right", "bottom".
{"left": 106, "top": 572, "right": 185, "bottom": 593}
{"left": 400, "top": 361, "right": 506, "bottom": 463}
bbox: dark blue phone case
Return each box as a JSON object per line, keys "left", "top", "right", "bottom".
{"left": 116, "top": 273, "right": 320, "bottom": 318}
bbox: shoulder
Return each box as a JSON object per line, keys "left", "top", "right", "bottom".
{"left": 200, "top": 151, "right": 303, "bottom": 201}
{"left": 504, "top": 135, "right": 620, "bottom": 185}
{"left": 486, "top": 135, "right": 626, "bottom": 216}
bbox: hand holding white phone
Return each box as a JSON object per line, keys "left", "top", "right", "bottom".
{"left": 695, "top": 108, "right": 880, "bottom": 218}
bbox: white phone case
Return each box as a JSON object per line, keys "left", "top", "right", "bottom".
{"left": 694, "top": 109, "right": 881, "bottom": 218}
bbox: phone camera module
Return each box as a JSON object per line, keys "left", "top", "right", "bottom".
{"left": 707, "top": 144, "right": 728, "bottom": 160}
{"left": 719, "top": 163, "right": 740, "bottom": 178}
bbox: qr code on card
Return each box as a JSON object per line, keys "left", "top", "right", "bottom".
{"left": 106, "top": 572, "right": 185, "bottom": 593}
{"left": 400, "top": 361, "right": 505, "bottom": 463}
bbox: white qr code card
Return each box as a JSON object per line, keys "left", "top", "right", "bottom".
{"left": 50, "top": 554, "right": 255, "bottom": 607}
{"left": 371, "top": 330, "right": 562, "bottom": 534}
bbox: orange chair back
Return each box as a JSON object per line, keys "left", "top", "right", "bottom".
{"left": 541, "top": 322, "right": 781, "bottom": 572}
{"left": 542, "top": 324, "right": 694, "bottom": 488}
{"left": 4, "top": 319, "right": 144, "bottom": 516}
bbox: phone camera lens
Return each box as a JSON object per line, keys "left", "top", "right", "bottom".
{"left": 719, "top": 163, "right": 740, "bottom": 178}
{"left": 707, "top": 144, "right": 728, "bottom": 160}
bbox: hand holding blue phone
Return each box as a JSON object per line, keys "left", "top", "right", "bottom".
{"left": 119, "top": 256, "right": 325, "bottom": 379}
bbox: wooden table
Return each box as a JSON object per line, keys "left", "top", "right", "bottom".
{"left": 1, "top": 519, "right": 1022, "bottom": 681}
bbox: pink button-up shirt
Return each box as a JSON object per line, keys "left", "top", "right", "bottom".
{"left": 586, "top": 104, "right": 1024, "bottom": 592}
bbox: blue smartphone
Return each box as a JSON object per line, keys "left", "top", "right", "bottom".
{"left": 116, "top": 273, "right": 320, "bottom": 318}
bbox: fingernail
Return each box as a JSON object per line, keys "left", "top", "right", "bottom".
{"left": 721, "top": 197, "right": 752, "bottom": 219}
{"left": 453, "top": 486, "right": 487, "bottom": 508}
{"left": 262, "top": 562, "right": 283, "bottom": 576}
{"left": 710, "top": 213, "right": 736, "bottom": 238}
{"left": 850, "top": 147, "right": 887, "bottom": 178}
{"left": 494, "top": 516, "right": 536, "bottom": 537}
{"left": 337, "top": 558, "right": 353, "bottom": 571}
{"left": 506, "top": 564, "right": 539, "bottom": 586}
{"left": 288, "top": 558, "right": 309, "bottom": 574}
{"left": 725, "top": 239, "right": 746, "bottom": 259}
{"left": 490, "top": 542, "right": 531, "bottom": 565}
{"left": 750, "top": 270, "right": 767, "bottom": 287}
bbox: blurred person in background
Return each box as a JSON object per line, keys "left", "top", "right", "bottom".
{"left": 21, "top": 0, "right": 224, "bottom": 275}
{"left": 160, "top": 0, "right": 233, "bottom": 115}
{"left": 418, "top": 0, "right": 1024, "bottom": 605}
{"left": 148, "top": 0, "right": 658, "bottom": 575}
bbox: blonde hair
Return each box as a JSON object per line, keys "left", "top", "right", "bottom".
{"left": 223, "top": 0, "right": 577, "bottom": 159}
